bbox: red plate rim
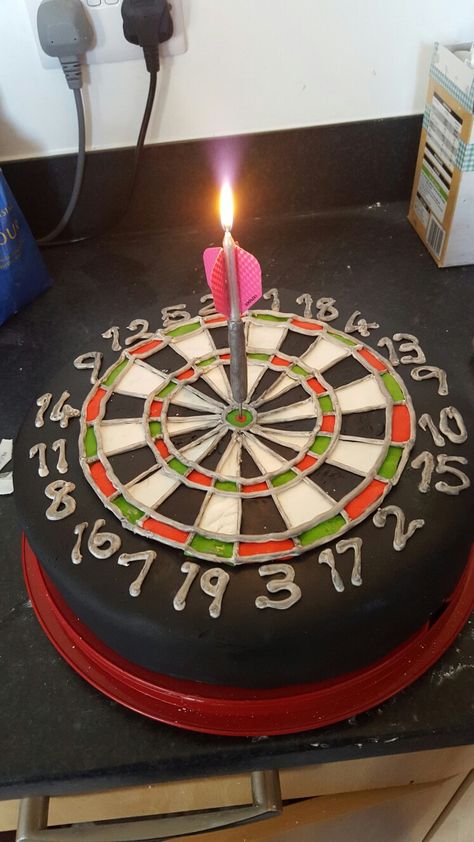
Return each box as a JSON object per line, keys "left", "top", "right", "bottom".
{"left": 22, "top": 535, "right": 474, "bottom": 736}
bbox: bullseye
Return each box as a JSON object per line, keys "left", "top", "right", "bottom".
{"left": 226, "top": 407, "right": 254, "bottom": 428}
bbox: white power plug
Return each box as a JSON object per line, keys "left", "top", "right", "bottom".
{"left": 23, "top": 0, "right": 187, "bottom": 69}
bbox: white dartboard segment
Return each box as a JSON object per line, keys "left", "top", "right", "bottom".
{"left": 257, "top": 398, "right": 317, "bottom": 425}
{"left": 275, "top": 480, "right": 334, "bottom": 528}
{"left": 247, "top": 321, "right": 288, "bottom": 351}
{"left": 335, "top": 376, "right": 386, "bottom": 413}
{"left": 217, "top": 436, "right": 242, "bottom": 477}
{"left": 180, "top": 430, "right": 228, "bottom": 463}
{"left": 171, "top": 386, "right": 224, "bottom": 413}
{"left": 247, "top": 364, "right": 267, "bottom": 400}
{"left": 127, "top": 468, "right": 179, "bottom": 509}
{"left": 166, "top": 416, "right": 221, "bottom": 437}
{"left": 327, "top": 439, "right": 385, "bottom": 475}
{"left": 202, "top": 366, "right": 232, "bottom": 401}
{"left": 302, "top": 337, "right": 350, "bottom": 372}
{"left": 198, "top": 493, "right": 240, "bottom": 536}
{"left": 100, "top": 421, "right": 146, "bottom": 456}
{"left": 258, "top": 374, "right": 302, "bottom": 403}
{"left": 114, "top": 362, "right": 166, "bottom": 398}
{"left": 172, "top": 331, "right": 216, "bottom": 361}
{"left": 254, "top": 428, "right": 311, "bottom": 452}
{"left": 244, "top": 433, "right": 288, "bottom": 473}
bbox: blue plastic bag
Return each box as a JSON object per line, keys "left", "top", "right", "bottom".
{"left": 0, "top": 169, "right": 52, "bottom": 326}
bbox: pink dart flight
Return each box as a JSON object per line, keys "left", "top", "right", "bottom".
{"left": 203, "top": 245, "right": 262, "bottom": 317}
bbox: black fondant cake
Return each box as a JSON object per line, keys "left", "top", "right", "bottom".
{"left": 14, "top": 290, "right": 473, "bottom": 689}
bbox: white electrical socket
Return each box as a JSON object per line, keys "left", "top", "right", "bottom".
{"left": 23, "top": 0, "right": 187, "bottom": 69}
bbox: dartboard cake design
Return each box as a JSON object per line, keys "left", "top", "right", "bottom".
{"left": 15, "top": 291, "right": 472, "bottom": 693}
{"left": 80, "top": 312, "right": 415, "bottom": 565}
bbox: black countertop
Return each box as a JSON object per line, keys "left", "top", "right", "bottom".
{"left": 1, "top": 201, "right": 473, "bottom": 800}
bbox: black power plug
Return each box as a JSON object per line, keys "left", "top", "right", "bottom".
{"left": 121, "top": 0, "right": 174, "bottom": 73}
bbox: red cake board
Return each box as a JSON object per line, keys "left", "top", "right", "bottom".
{"left": 22, "top": 535, "right": 474, "bottom": 737}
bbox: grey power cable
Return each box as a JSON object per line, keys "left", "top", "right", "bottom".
{"left": 36, "top": 0, "right": 93, "bottom": 244}
{"left": 37, "top": 88, "right": 86, "bottom": 245}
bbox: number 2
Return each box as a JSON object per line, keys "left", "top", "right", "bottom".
{"left": 373, "top": 505, "right": 424, "bottom": 551}
{"left": 198, "top": 293, "right": 218, "bottom": 317}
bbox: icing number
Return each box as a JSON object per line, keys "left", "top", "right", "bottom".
{"left": 411, "top": 366, "right": 448, "bottom": 396}
{"left": 45, "top": 480, "right": 76, "bottom": 521}
{"left": 344, "top": 311, "right": 379, "bottom": 337}
{"left": 201, "top": 568, "right": 230, "bottom": 618}
{"left": 49, "top": 392, "right": 80, "bottom": 429}
{"left": 373, "top": 505, "right": 424, "bottom": 550}
{"left": 316, "top": 297, "right": 338, "bottom": 322}
{"left": 161, "top": 304, "right": 191, "bottom": 327}
{"left": 101, "top": 326, "right": 121, "bottom": 352}
{"left": 35, "top": 392, "right": 79, "bottom": 431}
{"left": 124, "top": 319, "right": 153, "bottom": 347}
{"left": 118, "top": 550, "right": 156, "bottom": 597}
{"left": 74, "top": 352, "right": 103, "bottom": 385}
{"left": 198, "top": 293, "right": 218, "bottom": 317}
{"left": 411, "top": 452, "right": 470, "bottom": 495}
{"left": 418, "top": 406, "right": 467, "bottom": 447}
{"left": 318, "top": 550, "right": 344, "bottom": 592}
{"left": 393, "top": 333, "right": 426, "bottom": 365}
{"left": 173, "top": 561, "right": 229, "bottom": 618}
{"left": 173, "top": 561, "right": 199, "bottom": 611}
{"left": 30, "top": 439, "right": 68, "bottom": 477}
{"left": 377, "top": 333, "right": 426, "bottom": 367}
{"left": 88, "top": 519, "right": 121, "bottom": 559}
{"left": 296, "top": 293, "right": 313, "bottom": 319}
{"left": 376, "top": 337, "right": 399, "bottom": 366}
{"left": 71, "top": 522, "right": 88, "bottom": 564}
{"left": 35, "top": 394, "right": 52, "bottom": 428}
{"left": 263, "top": 288, "right": 280, "bottom": 312}
{"left": 52, "top": 439, "right": 68, "bottom": 474}
{"left": 102, "top": 320, "right": 154, "bottom": 351}
{"left": 317, "top": 538, "right": 364, "bottom": 592}
{"left": 335, "top": 538, "right": 363, "bottom": 587}
{"left": 29, "top": 443, "right": 48, "bottom": 478}
{"left": 256, "top": 564, "right": 302, "bottom": 610}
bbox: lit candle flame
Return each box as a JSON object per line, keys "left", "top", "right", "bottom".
{"left": 220, "top": 182, "right": 234, "bottom": 231}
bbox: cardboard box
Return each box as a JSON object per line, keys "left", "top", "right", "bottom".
{"left": 408, "top": 43, "right": 474, "bottom": 267}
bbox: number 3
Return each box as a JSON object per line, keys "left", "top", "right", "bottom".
{"left": 256, "top": 564, "right": 301, "bottom": 610}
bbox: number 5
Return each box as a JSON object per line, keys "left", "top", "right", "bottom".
{"left": 435, "top": 455, "right": 470, "bottom": 495}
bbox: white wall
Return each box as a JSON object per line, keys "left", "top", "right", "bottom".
{"left": 0, "top": 0, "right": 472, "bottom": 161}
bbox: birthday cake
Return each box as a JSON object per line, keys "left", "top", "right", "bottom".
{"left": 14, "top": 288, "right": 473, "bottom": 696}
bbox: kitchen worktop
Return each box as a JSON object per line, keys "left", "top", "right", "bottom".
{"left": 1, "top": 198, "right": 473, "bottom": 799}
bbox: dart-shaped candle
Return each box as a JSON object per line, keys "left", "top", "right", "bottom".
{"left": 221, "top": 184, "right": 247, "bottom": 411}
{"left": 203, "top": 184, "right": 262, "bottom": 414}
